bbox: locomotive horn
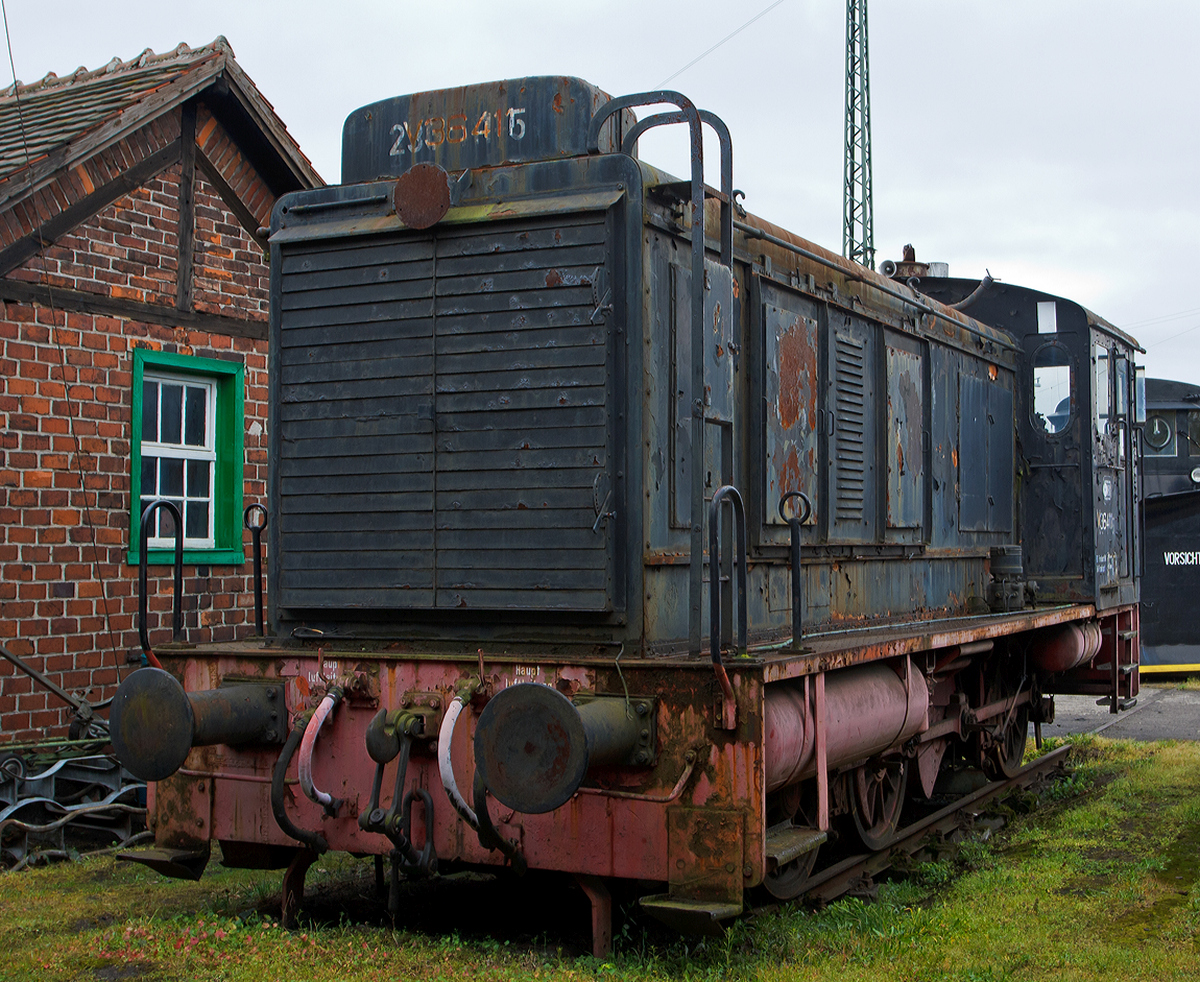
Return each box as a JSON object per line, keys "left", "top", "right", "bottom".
{"left": 109, "top": 668, "right": 283, "bottom": 781}
{"left": 473, "top": 684, "right": 647, "bottom": 814}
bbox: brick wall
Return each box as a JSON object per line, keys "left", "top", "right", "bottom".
{"left": 0, "top": 115, "right": 181, "bottom": 254}
{"left": 0, "top": 109, "right": 276, "bottom": 742}
{"left": 193, "top": 169, "right": 270, "bottom": 319}
{"left": 8, "top": 164, "right": 182, "bottom": 305}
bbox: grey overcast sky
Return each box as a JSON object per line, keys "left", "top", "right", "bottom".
{"left": 8, "top": 1, "right": 1200, "bottom": 385}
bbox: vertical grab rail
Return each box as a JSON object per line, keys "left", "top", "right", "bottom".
{"left": 138, "top": 499, "right": 184, "bottom": 670}
{"left": 589, "top": 92, "right": 734, "bottom": 657}
{"left": 244, "top": 504, "right": 268, "bottom": 637}
{"left": 708, "top": 486, "right": 747, "bottom": 730}
{"left": 779, "top": 491, "right": 812, "bottom": 650}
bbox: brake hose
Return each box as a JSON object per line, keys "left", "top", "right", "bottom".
{"left": 271, "top": 712, "right": 328, "bottom": 854}
{"left": 298, "top": 686, "right": 344, "bottom": 816}
{"left": 437, "top": 685, "right": 479, "bottom": 829}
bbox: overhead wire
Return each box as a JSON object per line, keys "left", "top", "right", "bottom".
{"left": 1143, "top": 320, "right": 1200, "bottom": 349}
{"left": 1122, "top": 306, "right": 1200, "bottom": 329}
{"left": 657, "top": 0, "right": 789, "bottom": 88}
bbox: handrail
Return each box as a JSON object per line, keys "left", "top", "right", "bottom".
{"left": 621, "top": 109, "right": 732, "bottom": 265}
{"left": 243, "top": 504, "right": 268, "bottom": 636}
{"left": 138, "top": 499, "right": 184, "bottom": 669}
{"left": 591, "top": 91, "right": 730, "bottom": 656}
{"left": 708, "top": 485, "right": 748, "bottom": 663}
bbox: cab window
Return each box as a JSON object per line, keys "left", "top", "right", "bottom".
{"left": 1032, "top": 343, "right": 1072, "bottom": 435}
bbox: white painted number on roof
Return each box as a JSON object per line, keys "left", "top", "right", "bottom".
{"left": 389, "top": 108, "right": 527, "bottom": 157}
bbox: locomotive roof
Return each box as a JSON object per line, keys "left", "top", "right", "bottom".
{"left": 1147, "top": 376, "right": 1200, "bottom": 408}
{"left": 911, "top": 275, "right": 1142, "bottom": 352}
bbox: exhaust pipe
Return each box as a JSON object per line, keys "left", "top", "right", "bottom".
{"left": 109, "top": 667, "right": 283, "bottom": 781}
{"left": 473, "top": 684, "right": 653, "bottom": 814}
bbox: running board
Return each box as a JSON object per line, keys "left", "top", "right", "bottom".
{"left": 765, "top": 826, "right": 827, "bottom": 867}
{"left": 638, "top": 895, "right": 742, "bottom": 936}
{"left": 116, "top": 845, "right": 210, "bottom": 881}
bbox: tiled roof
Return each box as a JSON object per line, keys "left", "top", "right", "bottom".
{"left": 0, "top": 36, "right": 320, "bottom": 199}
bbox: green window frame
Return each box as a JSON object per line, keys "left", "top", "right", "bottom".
{"left": 128, "top": 348, "right": 245, "bottom": 566}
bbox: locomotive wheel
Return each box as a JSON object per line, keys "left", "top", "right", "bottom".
{"left": 761, "top": 846, "right": 819, "bottom": 900}
{"left": 850, "top": 756, "right": 908, "bottom": 851}
{"left": 760, "top": 783, "right": 821, "bottom": 900}
{"left": 976, "top": 662, "right": 1032, "bottom": 781}
{"left": 984, "top": 702, "right": 1031, "bottom": 780}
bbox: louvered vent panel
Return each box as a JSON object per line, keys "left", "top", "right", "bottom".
{"left": 834, "top": 332, "right": 867, "bottom": 521}
{"left": 275, "top": 213, "right": 613, "bottom": 612}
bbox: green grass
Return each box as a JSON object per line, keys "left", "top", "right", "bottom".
{"left": 3, "top": 735, "right": 1200, "bottom": 980}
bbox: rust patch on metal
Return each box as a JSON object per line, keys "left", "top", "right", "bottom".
{"left": 393, "top": 163, "right": 452, "bottom": 229}
{"left": 780, "top": 446, "right": 801, "bottom": 501}
{"left": 666, "top": 806, "right": 745, "bottom": 903}
{"left": 777, "top": 317, "right": 818, "bottom": 431}
{"left": 152, "top": 766, "right": 213, "bottom": 851}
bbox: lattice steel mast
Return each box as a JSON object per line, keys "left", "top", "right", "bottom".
{"left": 842, "top": 0, "right": 874, "bottom": 269}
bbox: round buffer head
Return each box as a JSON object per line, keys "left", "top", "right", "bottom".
{"left": 109, "top": 667, "right": 196, "bottom": 782}
{"left": 473, "top": 683, "right": 588, "bottom": 815}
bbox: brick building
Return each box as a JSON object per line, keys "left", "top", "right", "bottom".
{"left": 0, "top": 38, "right": 322, "bottom": 740}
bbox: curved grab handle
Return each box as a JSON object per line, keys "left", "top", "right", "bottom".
{"left": 588, "top": 91, "right": 706, "bottom": 269}
{"left": 779, "top": 491, "right": 813, "bottom": 649}
{"left": 708, "top": 485, "right": 748, "bottom": 664}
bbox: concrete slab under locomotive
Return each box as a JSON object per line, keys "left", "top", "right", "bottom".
{"left": 1047, "top": 686, "right": 1200, "bottom": 742}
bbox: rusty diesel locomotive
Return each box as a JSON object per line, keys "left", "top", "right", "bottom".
{"left": 110, "top": 78, "right": 1143, "bottom": 953}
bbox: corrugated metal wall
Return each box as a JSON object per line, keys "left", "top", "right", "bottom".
{"left": 274, "top": 213, "right": 616, "bottom": 612}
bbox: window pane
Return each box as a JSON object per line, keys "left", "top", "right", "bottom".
{"left": 1095, "top": 348, "right": 1110, "bottom": 431}
{"left": 1036, "top": 301, "right": 1057, "bottom": 334}
{"left": 141, "top": 456, "right": 157, "bottom": 496}
{"left": 187, "top": 459, "right": 211, "bottom": 497}
{"left": 161, "top": 458, "right": 184, "bottom": 497}
{"left": 184, "top": 386, "right": 207, "bottom": 447}
{"left": 1033, "top": 344, "right": 1072, "bottom": 435}
{"left": 142, "top": 380, "right": 159, "bottom": 442}
{"left": 157, "top": 501, "right": 181, "bottom": 540}
{"left": 1189, "top": 412, "right": 1200, "bottom": 457}
{"left": 161, "top": 383, "right": 183, "bottom": 444}
{"left": 1114, "top": 357, "right": 1129, "bottom": 416}
{"left": 186, "top": 500, "right": 209, "bottom": 539}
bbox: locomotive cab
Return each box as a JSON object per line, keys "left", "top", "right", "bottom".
{"left": 915, "top": 275, "right": 1142, "bottom": 708}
